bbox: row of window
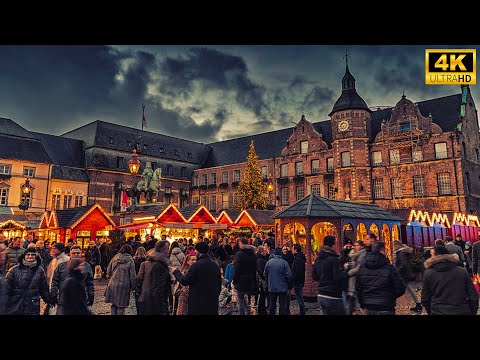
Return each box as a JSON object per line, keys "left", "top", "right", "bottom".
{"left": 193, "top": 193, "right": 233, "bottom": 212}
{"left": 0, "top": 165, "right": 36, "bottom": 177}
{"left": 372, "top": 173, "right": 452, "bottom": 199}
{"left": 51, "top": 194, "right": 84, "bottom": 209}
{"left": 111, "top": 139, "right": 194, "bottom": 159}
{"left": 279, "top": 158, "right": 335, "bottom": 177}
{"left": 0, "top": 189, "right": 33, "bottom": 207}
{"left": 193, "top": 170, "right": 242, "bottom": 186}
{"left": 371, "top": 143, "right": 448, "bottom": 166}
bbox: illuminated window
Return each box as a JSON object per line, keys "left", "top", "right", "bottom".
{"left": 328, "top": 184, "right": 336, "bottom": 199}
{"left": 434, "top": 143, "right": 447, "bottom": 159}
{"left": 300, "top": 141, "right": 308, "bottom": 154}
{"left": 261, "top": 166, "right": 268, "bottom": 179}
{"left": 52, "top": 194, "right": 61, "bottom": 210}
{"left": 296, "top": 186, "right": 304, "bottom": 201}
{"left": 63, "top": 195, "right": 72, "bottom": 209}
{"left": 341, "top": 152, "right": 350, "bottom": 167}
{"left": 412, "top": 150, "right": 423, "bottom": 162}
{"left": 413, "top": 175, "right": 426, "bottom": 196}
{"left": 233, "top": 170, "right": 241, "bottom": 182}
{"left": 192, "top": 195, "right": 199, "bottom": 205}
{"left": 371, "top": 151, "right": 382, "bottom": 166}
{"left": 327, "top": 158, "right": 334, "bottom": 172}
{"left": 281, "top": 187, "right": 289, "bottom": 205}
{"left": 280, "top": 164, "right": 288, "bottom": 177}
{"left": 0, "top": 189, "right": 8, "bottom": 206}
{"left": 311, "top": 159, "right": 319, "bottom": 174}
{"left": 391, "top": 178, "right": 403, "bottom": 198}
{"left": 295, "top": 162, "right": 303, "bottom": 176}
{"left": 373, "top": 179, "right": 384, "bottom": 199}
{"left": 389, "top": 149, "right": 400, "bottom": 164}
{"left": 222, "top": 193, "right": 229, "bottom": 209}
{"left": 311, "top": 184, "right": 320, "bottom": 196}
{"left": 437, "top": 173, "right": 451, "bottom": 195}
{"left": 23, "top": 167, "right": 36, "bottom": 178}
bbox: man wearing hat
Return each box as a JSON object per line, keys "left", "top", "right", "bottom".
{"left": 171, "top": 241, "right": 221, "bottom": 315}
{"left": 46, "top": 242, "right": 70, "bottom": 289}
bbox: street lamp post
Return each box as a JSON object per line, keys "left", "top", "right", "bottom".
{"left": 125, "top": 149, "right": 142, "bottom": 212}
{"left": 19, "top": 178, "right": 34, "bottom": 213}
{"left": 267, "top": 182, "right": 275, "bottom": 210}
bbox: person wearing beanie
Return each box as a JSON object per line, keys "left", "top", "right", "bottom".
{"left": 392, "top": 240, "right": 422, "bottom": 313}
{"left": 312, "top": 236, "right": 348, "bottom": 315}
{"left": 263, "top": 246, "right": 292, "bottom": 315}
{"left": 422, "top": 245, "right": 478, "bottom": 315}
{"left": 46, "top": 242, "right": 70, "bottom": 289}
{"left": 4, "top": 248, "right": 51, "bottom": 315}
{"left": 171, "top": 239, "right": 222, "bottom": 315}
{"left": 60, "top": 258, "right": 90, "bottom": 315}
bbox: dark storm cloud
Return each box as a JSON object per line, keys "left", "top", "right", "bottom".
{"left": 159, "top": 47, "right": 268, "bottom": 117}
{"left": 303, "top": 86, "right": 334, "bottom": 110}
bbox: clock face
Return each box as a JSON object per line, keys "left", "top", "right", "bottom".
{"left": 338, "top": 120, "right": 349, "bottom": 132}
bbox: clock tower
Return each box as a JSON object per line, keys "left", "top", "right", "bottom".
{"left": 329, "top": 56, "right": 372, "bottom": 202}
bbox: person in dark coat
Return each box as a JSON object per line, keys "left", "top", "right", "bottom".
{"left": 223, "top": 237, "right": 233, "bottom": 258}
{"left": 263, "top": 247, "right": 292, "bottom": 315}
{"left": 4, "top": 248, "right": 51, "bottom": 315}
{"left": 99, "top": 238, "right": 110, "bottom": 277}
{"left": 445, "top": 236, "right": 465, "bottom": 266}
{"left": 454, "top": 234, "right": 466, "bottom": 252}
{"left": 133, "top": 246, "right": 147, "bottom": 274}
{"left": 35, "top": 240, "right": 52, "bottom": 270}
{"left": 392, "top": 240, "right": 422, "bottom": 313}
{"left": 85, "top": 241, "right": 101, "bottom": 272}
{"left": 421, "top": 245, "right": 478, "bottom": 315}
{"left": 130, "top": 234, "right": 143, "bottom": 255}
{"left": 292, "top": 244, "right": 306, "bottom": 315}
{"left": 233, "top": 237, "right": 258, "bottom": 315}
{"left": 265, "top": 232, "right": 276, "bottom": 252}
{"left": 65, "top": 238, "right": 74, "bottom": 256}
{"left": 313, "top": 236, "right": 348, "bottom": 315}
{"left": 136, "top": 240, "right": 171, "bottom": 315}
{"left": 281, "top": 244, "right": 295, "bottom": 314}
{"left": 356, "top": 241, "right": 406, "bottom": 315}
{"left": 50, "top": 245, "right": 94, "bottom": 315}
{"left": 340, "top": 239, "right": 353, "bottom": 265}
{"left": 253, "top": 233, "right": 263, "bottom": 247}
{"left": 4, "top": 237, "right": 26, "bottom": 272}
{"left": 171, "top": 241, "right": 222, "bottom": 315}
{"left": 60, "top": 258, "right": 90, "bottom": 315}
{"left": 256, "top": 245, "right": 269, "bottom": 315}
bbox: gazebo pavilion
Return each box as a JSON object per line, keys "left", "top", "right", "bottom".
{"left": 273, "top": 194, "right": 402, "bottom": 297}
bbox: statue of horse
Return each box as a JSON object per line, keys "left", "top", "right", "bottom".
{"left": 136, "top": 161, "right": 153, "bottom": 193}
{"left": 147, "top": 168, "right": 162, "bottom": 201}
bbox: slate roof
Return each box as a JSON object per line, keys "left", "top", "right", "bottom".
{"left": 273, "top": 194, "right": 402, "bottom": 221}
{"left": 55, "top": 205, "right": 92, "bottom": 228}
{"left": 0, "top": 214, "right": 29, "bottom": 225}
{"left": 243, "top": 209, "right": 275, "bottom": 225}
{"left": 178, "top": 205, "right": 202, "bottom": 220}
{"left": 329, "top": 89, "right": 369, "bottom": 116}
{"left": 203, "top": 94, "right": 462, "bottom": 168}
{"left": 31, "top": 132, "right": 85, "bottom": 167}
{"left": 223, "top": 210, "right": 241, "bottom": 222}
{"left": 51, "top": 165, "right": 89, "bottom": 182}
{"left": 62, "top": 120, "right": 210, "bottom": 165}
{"left": 0, "top": 135, "right": 52, "bottom": 164}
{"left": 0, "top": 118, "right": 36, "bottom": 139}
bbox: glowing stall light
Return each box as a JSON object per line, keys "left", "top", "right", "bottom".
{"left": 453, "top": 213, "right": 480, "bottom": 227}
{"left": 407, "top": 209, "right": 451, "bottom": 227}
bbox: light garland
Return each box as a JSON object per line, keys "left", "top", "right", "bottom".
{"left": 155, "top": 204, "right": 188, "bottom": 223}
{"left": 407, "top": 209, "right": 451, "bottom": 227}
{"left": 217, "top": 211, "right": 234, "bottom": 225}
{"left": 234, "top": 210, "right": 258, "bottom": 227}
{"left": 452, "top": 213, "right": 480, "bottom": 227}
{"left": 69, "top": 204, "right": 116, "bottom": 229}
{"left": 0, "top": 219, "right": 26, "bottom": 229}
{"left": 187, "top": 205, "right": 217, "bottom": 224}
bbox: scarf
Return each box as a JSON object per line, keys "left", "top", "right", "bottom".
{"left": 22, "top": 260, "right": 37, "bottom": 268}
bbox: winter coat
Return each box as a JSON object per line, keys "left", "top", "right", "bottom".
{"left": 85, "top": 246, "right": 101, "bottom": 268}
{"left": 61, "top": 269, "right": 90, "bottom": 315}
{"left": 136, "top": 250, "right": 171, "bottom": 315}
{"left": 472, "top": 241, "right": 480, "bottom": 275}
{"left": 176, "top": 283, "right": 189, "bottom": 315}
{"left": 4, "top": 255, "right": 50, "bottom": 315}
{"left": 46, "top": 253, "right": 70, "bottom": 288}
{"left": 173, "top": 253, "right": 222, "bottom": 315}
{"left": 50, "top": 261, "right": 94, "bottom": 306}
{"left": 233, "top": 245, "right": 258, "bottom": 293}
{"left": 455, "top": 240, "right": 466, "bottom": 252}
{"left": 346, "top": 247, "right": 367, "bottom": 295}
{"left": 263, "top": 255, "right": 292, "bottom": 293}
{"left": 36, "top": 248, "right": 52, "bottom": 270}
{"left": 214, "top": 246, "right": 228, "bottom": 262}
{"left": 218, "top": 285, "right": 231, "bottom": 307}
{"left": 170, "top": 248, "right": 186, "bottom": 270}
{"left": 99, "top": 243, "right": 109, "bottom": 267}
{"left": 421, "top": 254, "right": 478, "bottom": 315}
{"left": 224, "top": 244, "right": 233, "bottom": 257}
{"left": 253, "top": 237, "right": 263, "bottom": 247}
{"left": 312, "top": 246, "right": 348, "bottom": 298}
{"left": 105, "top": 253, "right": 136, "bottom": 307}
{"left": 356, "top": 251, "right": 406, "bottom": 310}
{"left": 393, "top": 246, "right": 416, "bottom": 282}
{"left": 292, "top": 252, "right": 306, "bottom": 287}
{"left": 224, "top": 263, "right": 233, "bottom": 284}
{"left": 5, "top": 246, "right": 25, "bottom": 272}
{"left": 130, "top": 241, "right": 142, "bottom": 255}
{"left": 445, "top": 242, "right": 465, "bottom": 263}
{"left": 282, "top": 251, "right": 295, "bottom": 269}
{"left": 0, "top": 275, "right": 7, "bottom": 315}
{"left": 256, "top": 253, "right": 268, "bottom": 290}
{"left": 134, "top": 257, "right": 146, "bottom": 275}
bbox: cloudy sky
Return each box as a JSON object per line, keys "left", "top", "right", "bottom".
{"left": 1, "top": 45, "right": 478, "bottom": 143}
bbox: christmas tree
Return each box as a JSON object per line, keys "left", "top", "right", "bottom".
{"left": 234, "top": 140, "right": 268, "bottom": 210}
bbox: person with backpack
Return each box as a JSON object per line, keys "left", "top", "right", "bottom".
{"left": 392, "top": 240, "right": 422, "bottom": 313}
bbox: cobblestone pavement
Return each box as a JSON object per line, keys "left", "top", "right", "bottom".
{"left": 85, "top": 279, "right": 424, "bottom": 315}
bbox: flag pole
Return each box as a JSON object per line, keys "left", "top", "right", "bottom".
{"left": 141, "top": 104, "right": 146, "bottom": 131}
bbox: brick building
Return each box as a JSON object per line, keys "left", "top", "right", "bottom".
{"left": 193, "top": 63, "right": 480, "bottom": 216}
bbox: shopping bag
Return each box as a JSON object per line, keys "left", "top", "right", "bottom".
{"left": 94, "top": 265, "right": 103, "bottom": 279}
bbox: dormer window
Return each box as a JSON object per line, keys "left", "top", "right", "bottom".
{"left": 300, "top": 141, "right": 308, "bottom": 154}
{"left": 400, "top": 122, "right": 411, "bottom": 132}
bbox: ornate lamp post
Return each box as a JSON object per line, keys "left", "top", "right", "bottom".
{"left": 128, "top": 149, "right": 141, "bottom": 175}
{"left": 267, "top": 182, "right": 275, "bottom": 210}
{"left": 19, "top": 178, "right": 34, "bottom": 212}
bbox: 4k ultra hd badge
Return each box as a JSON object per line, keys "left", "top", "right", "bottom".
{"left": 426, "top": 49, "right": 476, "bottom": 85}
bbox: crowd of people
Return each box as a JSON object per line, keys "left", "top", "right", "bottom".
{"left": 0, "top": 230, "right": 479, "bottom": 315}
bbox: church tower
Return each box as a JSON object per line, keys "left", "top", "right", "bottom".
{"left": 329, "top": 55, "right": 372, "bottom": 202}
